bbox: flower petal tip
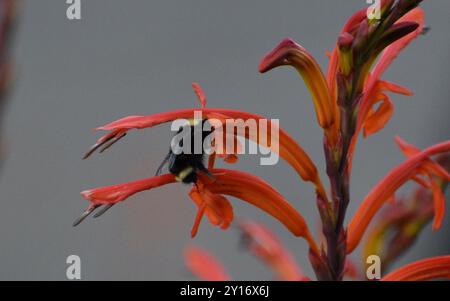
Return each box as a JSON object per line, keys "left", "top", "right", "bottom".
{"left": 258, "top": 38, "right": 300, "bottom": 73}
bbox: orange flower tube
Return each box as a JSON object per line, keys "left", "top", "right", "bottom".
{"left": 259, "top": 38, "right": 336, "bottom": 131}
{"left": 347, "top": 140, "right": 450, "bottom": 253}
{"left": 382, "top": 255, "right": 450, "bottom": 281}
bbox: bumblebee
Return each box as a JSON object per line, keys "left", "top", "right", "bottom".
{"left": 73, "top": 119, "right": 214, "bottom": 226}
{"left": 156, "top": 119, "right": 213, "bottom": 183}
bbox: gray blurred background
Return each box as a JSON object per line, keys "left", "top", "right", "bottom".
{"left": 0, "top": 0, "right": 448, "bottom": 280}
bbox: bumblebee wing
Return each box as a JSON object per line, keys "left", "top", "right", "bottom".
{"left": 155, "top": 150, "right": 172, "bottom": 176}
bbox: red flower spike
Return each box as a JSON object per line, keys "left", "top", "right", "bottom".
{"left": 184, "top": 246, "right": 230, "bottom": 281}
{"left": 347, "top": 139, "right": 450, "bottom": 253}
{"left": 239, "top": 221, "right": 309, "bottom": 281}
{"left": 395, "top": 136, "right": 450, "bottom": 179}
{"left": 381, "top": 255, "right": 450, "bottom": 281}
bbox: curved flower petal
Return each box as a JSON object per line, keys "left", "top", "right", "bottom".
{"left": 362, "top": 93, "right": 394, "bottom": 137}
{"left": 428, "top": 174, "right": 446, "bottom": 230}
{"left": 378, "top": 80, "right": 413, "bottom": 96}
{"left": 239, "top": 221, "right": 309, "bottom": 281}
{"left": 189, "top": 187, "right": 234, "bottom": 237}
{"left": 347, "top": 140, "right": 450, "bottom": 253}
{"left": 204, "top": 169, "right": 319, "bottom": 254}
{"left": 81, "top": 174, "right": 177, "bottom": 206}
{"left": 84, "top": 108, "right": 326, "bottom": 199}
{"left": 396, "top": 136, "right": 450, "bottom": 180}
{"left": 184, "top": 246, "right": 230, "bottom": 281}
{"left": 192, "top": 82, "right": 207, "bottom": 108}
{"left": 259, "top": 38, "right": 336, "bottom": 131}
{"left": 395, "top": 137, "right": 449, "bottom": 229}
{"left": 381, "top": 255, "right": 450, "bottom": 281}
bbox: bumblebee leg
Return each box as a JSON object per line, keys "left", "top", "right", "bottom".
{"left": 196, "top": 162, "right": 215, "bottom": 180}
{"left": 155, "top": 151, "right": 172, "bottom": 176}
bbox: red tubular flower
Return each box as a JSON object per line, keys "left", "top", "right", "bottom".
{"left": 259, "top": 38, "right": 338, "bottom": 144}
{"left": 381, "top": 255, "right": 450, "bottom": 281}
{"left": 74, "top": 174, "right": 177, "bottom": 226}
{"left": 239, "top": 221, "right": 309, "bottom": 281}
{"left": 188, "top": 182, "right": 234, "bottom": 238}
{"left": 184, "top": 246, "right": 230, "bottom": 281}
{"left": 395, "top": 137, "right": 449, "bottom": 230}
{"left": 190, "top": 170, "right": 319, "bottom": 253}
{"left": 363, "top": 167, "right": 449, "bottom": 272}
{"left": 78, "top": 168, "right": 319, "bottom": 254}
{"left": 80, "top": 174, "right": 176, "bottom": 206}
{"left": 84, "top": 106, "right": 326, "bottom": 199}
{"left": 347, "top": 139, "right": 450, "bottom": 253}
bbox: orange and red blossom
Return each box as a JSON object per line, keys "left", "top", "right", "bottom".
{"left": 363, "top": 181, "right": 446, "bottom": 271}
{"left": 190, "top": 170, "right": 319, "bottom": 253}
{"left": 184, "top": 246, "right": 230, "bottom": 281}
{"left": 347, "top": 139, "right": 450, "bottom": 253}
{"left": 84, "top": 107, "right": 327, "bottom": 199}
{"left": 358, "top": 8, "right": 424, "bottom": 137}
{"left": 80, "top": 174, "right": 177, "bottom": 207}
{"left": 239, "top": 221, "right": 309, "bottom": 281}
{"left": 79, "top": 168, "right": 319, "bottom": 253}
{"left": 259, "top": 38, "right": 337, "bottom": 143}
{"left": 381, "top": 255, "right": 450, "bottom": 281}
{"left": 346, "top": 7, "right": 425, "bottom": 167}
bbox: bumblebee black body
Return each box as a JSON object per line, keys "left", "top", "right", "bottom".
{"left": 156, "top": 119, "right": 213, "bottom": 184}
